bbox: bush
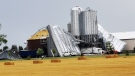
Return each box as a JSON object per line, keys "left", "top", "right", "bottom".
{"left": 52, "top": 49, "right": 56, "bottom": 57}
{"left": 125, "top": 51, "right": 129, "bottom": 56}
{"left": 81, "top": 53, "right": 84, "bottom": 56}
{"left": 36, "top": 48, "right": 44, "bottom": 58}
{"left": 52, "top": 49, "right": 56, "bottom": 55}
{"left": 26, "top": 56, "right": 31, "bottom": 60}
{"left": 133, "top": 47, "right": 135, "bottom": 53}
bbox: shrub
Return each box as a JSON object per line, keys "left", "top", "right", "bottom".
{"left": 125, "top": 50, "right": 129, "bottom": 56}
{"left": 106, "top": 41, "right": 114, "bottom": 54}
{"left": 133, "top": 47, "right": 135, "bottom": 53}
{"left": 52, "top": 49, "right": 56, "bottom": 55}
{"left": 36, "top": 48, "right": 44, "bottom": 58}
{"left": 26, "top": 56, "right": 31, "bottom": 60}
{"left": 52, "top": 49, "right": 56, "bottom": 57}
{"left": 81, "top": 53, "right": 84, "bottom": 56}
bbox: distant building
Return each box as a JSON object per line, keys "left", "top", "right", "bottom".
{"left": 19, "top": 28, "right": 49, "bottom": 58}
{"left": 112, "top": 31, "right": 135, "bottom": 51}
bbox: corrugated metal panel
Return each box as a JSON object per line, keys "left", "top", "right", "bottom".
{"left": 98, "top": 24, "right": 127, "bottom": 52}
{"left": 47, "top": 25, "right": 81, "bottom": 57}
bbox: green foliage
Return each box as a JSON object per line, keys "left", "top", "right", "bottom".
{"left": 81, "top": 53, "right": 84, "bottom": 56}
{"left": 3, "top": 46, "right": 8, "bottom": 50}
{"left": 8, "top": 51, "right": 11, "bottom": 56}
{"left": 133, "top": 47, "right": 135, "bottom": 53}
{"left": 52, "top": 49, "right": 56, "bottom": 55}
{"left": 24, "top": 47, "right": 27, "bottom": 50}
{"left": 19, "top": 46, "right": 23, "bottom": 51}
{"left": 106, "top": 41, "right": 114, "bottom": 52}
{"left": 125, "top": 50, "right": 129, "bottom": 56}
{"left": 36, "top": 48, "right": 44, "bottom": 56}
{"left": 0, "top": 34, "right": 7, "bottom": 46}
{"left": 0, "top": 26, "right": 8, "bottom": 46}
{"left": 11, "top": 45, "right": 18, "bottom": 50}
{"left": 8, "top": 51, "right": 11, "bottom": 60}
{"left": 26, "top": 56, "right": 31, "bottom": 60}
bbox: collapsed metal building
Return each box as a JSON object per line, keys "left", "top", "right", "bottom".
{"left": 46, "top": 23, "right": 126, "bottom": 57}
{"left": 68, "top": 6, "right": 99, "bottom": 48}
{"left": 47, "top": 25, "right": 81, "bottom": 57}
{"left": 22, "top": 6, "right": 127, "bottom": 57}
{"left": 67, "top": 6, "right": 126, "bottom": 53}
{"left": 68, "top": 6, "right": 101, "bottom": 52}
{"left": 46, "top": 6, "right": 126, "bottom": 57}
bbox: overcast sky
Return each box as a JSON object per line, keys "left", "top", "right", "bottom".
{"left": 0, "top": 0, "right": 135, "bottom": 49}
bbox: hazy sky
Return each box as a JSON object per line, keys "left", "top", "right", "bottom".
{"left": 0, "top": 0, "right": 135, "bottom": 49}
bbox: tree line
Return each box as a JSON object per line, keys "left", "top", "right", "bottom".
{"left": 0, "top": 25, "right": 24, "bottom": 52}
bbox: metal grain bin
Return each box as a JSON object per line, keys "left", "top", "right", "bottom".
{"left": 80, "top": 7, "right": 98, "bottom": 43}
{"left": 71, "top": 6, "right": 84, "bottom": 36}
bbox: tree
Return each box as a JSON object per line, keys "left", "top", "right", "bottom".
{"left": 0, "top": 25, "right": 8, "bottom": 46}
{"left": 24, "top": 47, "right": 27, "bottom": 50}
{"left": 11, "top": 45, "right": 19, "bottom": 55}
{"left": 106, "top": 41, "right": 114, "bottom": 54}
{"left": 36, "top": 48, "right": 44, "bottom": 58}
{"left": 18, "top": 46, "right": 23, "bottom": 51}
{"left": 133, "top": 47, "right": 135, "bottom": 53}
{"left": 11, "top": 45, "right": 18, "bottom": 50}
{"left": 125, "top": 50, "right": 129, "bottom": 56}
{"left": 3, "top": 46, "right": 8, "bottom": 51}
{"left": 52, "top": 49, "right": 56, "bottom": 57}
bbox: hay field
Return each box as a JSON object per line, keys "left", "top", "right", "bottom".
{"left": 0, "top": 56, "right": 135, "bottom": 76}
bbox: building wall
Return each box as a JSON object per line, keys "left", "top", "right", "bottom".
{"left": 122, "top": 39, "right": 135, "bottom": 50}
{"left": 27, "top": 39, "right": 46, "bottom": 50}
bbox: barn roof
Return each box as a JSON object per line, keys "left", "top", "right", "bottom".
{"left": 28, "top": 29, "right": 49, "bottom": 40}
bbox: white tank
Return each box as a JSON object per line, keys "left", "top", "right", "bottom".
{"left": 71, "top": 6, "right": 84, "bottom": 36}
{"left": 81, "top": 7, "right": 98, "bottom": 35}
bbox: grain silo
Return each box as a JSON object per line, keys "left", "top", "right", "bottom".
{"left": 80, "top": 7, "right": 98, "bottom": 43}
{"left": 71, "top": 6, "right": 84, "bottom": 39}
{"left": 67, "top": 22, "right": 71, "bottom": 33}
